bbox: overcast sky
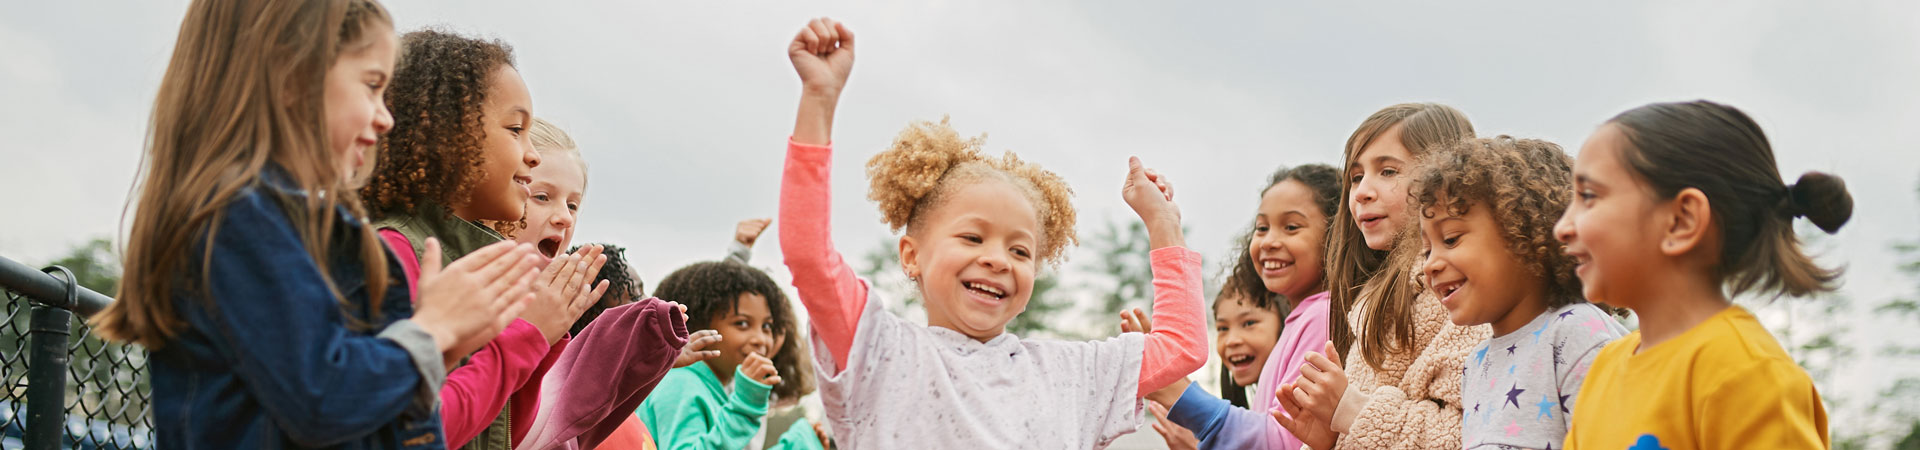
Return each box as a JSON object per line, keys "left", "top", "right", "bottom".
{"left": 4, "top": 0, "right": 1917, "bottom": 442}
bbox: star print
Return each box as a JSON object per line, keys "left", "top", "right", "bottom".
{"left": 1504, "top": 419, "right": 1522, "bottom": 437}
{"left": 1506, "top": 343, "right": 1518, "bottom": 355}
{"left": 1581, "top": 318, "right": 1607, "bottom": 336}
{"left": 1546, "top": 443, "right": 1555, "bottom": 450}
{"left": 1475, "top": 345, "right": 1489, "bottom": 366}
{"left": 1558, "top": 310, "right": 1576, "bottom": 319}
{"left": 1560, "top": 394, "right": 1572, "bottom": 414}
{"left": 1535, "top": 394, "right": 1556, "bottom": 420}
{"left": 1505, "top": 384, "right": 1526, "bottom": 409}
{"left": 1508, "top": 364, "right": 1516, "bottom": 376}
{"left": 1531, "top": 323, "right": 1547, "bottom": 343}
{"left": 1628, "top": 434, "right": 1669, "bottom": 450}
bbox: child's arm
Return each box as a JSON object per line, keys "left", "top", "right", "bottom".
{"left": 648, "top": 367, "right": 776, "bottom": 450}
{"left": 1161, "top": 382, "right": 1285, "bottom": 449}
{"left": 381, "top": 228, "right": 560, "bottom": 448}
{"left": 1331, "top": 321, "right": 1480, "bottom": 449}
{"left": 194, "top": 192, "right": 453, "bottom": 445}
{"left": 727, "top": 218, "right": 771, "bottom": 265}
{"left": 780, "top": 18, "right": 865, "bottom": 373}
{"left": 1121, "top": 157, "right": 1209, "bottom": 397}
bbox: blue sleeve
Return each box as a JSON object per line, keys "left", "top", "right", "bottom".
{"left": 179, "top": 190, "right": 434, "bottom": 446}
{"left": 1165, "top": 382, "right": 1277, "bottom": 450}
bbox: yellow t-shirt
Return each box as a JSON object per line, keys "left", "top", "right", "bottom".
{"left": 1565, "top": 306, "right": 1827, "bottom": 450}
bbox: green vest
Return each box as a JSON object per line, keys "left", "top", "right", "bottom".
{"left": 374, "top": 207, "right": 516, "bottom": 450}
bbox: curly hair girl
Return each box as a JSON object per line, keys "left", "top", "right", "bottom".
{"left": 1408, "top": 136, "right": 1582, "bottom": 305}
{"left": 361, "top": 28, "right": 534, "bottom": 222}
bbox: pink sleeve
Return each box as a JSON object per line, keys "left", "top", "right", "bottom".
{"left": 379, "top": 227, "right": 557, "bottom": 446}
{"left": 778, "top": 138, "right": 869, "bottom": 374}
{"left": 378, "top": 229, "right": 420, "bottom": 301}
{"left": 1137, "top": 246, "right": 1209, "bottom": 397}
{"left": 441, "top": 320, "right": 550, "bottom": 447}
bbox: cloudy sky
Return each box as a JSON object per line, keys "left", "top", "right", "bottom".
{"left": 4, "top": 0, "right": 1917, "bottom": 443}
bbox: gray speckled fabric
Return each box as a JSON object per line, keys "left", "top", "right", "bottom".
{"left": 810, "top": 285, "right": 1147, "bottom": 449}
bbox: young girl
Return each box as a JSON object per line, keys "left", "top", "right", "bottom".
{"left": 1558, "top": 100, "right": 1842, "bottom": 449}
{"left": 1273, "top": 103, "right": 1489, "bottom": 449}
{"left": 779, "top": 18, "right": 1207, "bottom": 448}
{"left": 1407, "top": 136, "right": 1626, "bottom": 449}
{"left": 637, "top": 261, "right": 826, "bottom": 450}
{"left": 501, "top": 118, "right": 588, "bottom": 259}
{"left": 1134, "top": 164, "right": 1342, "bottom": 450}
{"left": 96, "top": 1, "right": 541, "bottom": 447}
{"left": 365, "top": 30, "right": 686, "bottom": 449}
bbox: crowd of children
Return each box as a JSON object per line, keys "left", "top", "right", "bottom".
{"left": 91, "top": 0, "right": 1853, "bottom": 448}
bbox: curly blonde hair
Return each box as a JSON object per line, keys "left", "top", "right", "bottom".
{"left": 865, "top": 117, "right": 1078, "bottom": 264}
{"left": 1407, "top": 135, "right": 1582, "bottom": 306}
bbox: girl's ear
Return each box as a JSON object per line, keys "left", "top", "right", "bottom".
{"left": 1659, "top": 188, "right": 1714, "bottom": 257}
{"left": 897, "top": 235, "right": 920, "bottom": 280}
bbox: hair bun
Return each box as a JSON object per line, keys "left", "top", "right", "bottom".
{"left": 1786, "top": 171, "right": 1852, "bottom": 234}
{"left": 866, "top": 117, "right": 984, "bottom": 232}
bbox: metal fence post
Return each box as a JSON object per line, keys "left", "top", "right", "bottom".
{"left": 24, "top": 266, "right": 78, "bottom": 450}
{"left": 25, "top": 304, "right": 71, "bottom": 450}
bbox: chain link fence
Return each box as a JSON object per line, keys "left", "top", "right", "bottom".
{"left": 1, "top": 257, "right": 152, "bottom": 450}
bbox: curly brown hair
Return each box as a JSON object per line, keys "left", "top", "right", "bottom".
{"left": 865, "top": 117, "right": 1078, "bottom": 264}
{"left": 360, "top": 28, "right": 514, "bottom": 218}
{"left": 1407, "top": 135, "right": 1583, "bottom": 307}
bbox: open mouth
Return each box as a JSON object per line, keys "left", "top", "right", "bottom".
{"left": 1260, "top": 258, "right": 1293, "bottom": 273}
{"left": 963, "top": 280, "right": 1008, "bottom": 301}
{"left": 537, "top": 236, "right": 563, "bottom": 258}
{"left": 1432, "top": 279, "right": 1465, "bottom": 306}
{"left": 1226, "top": 353, "right": 1256, "bottom": 370}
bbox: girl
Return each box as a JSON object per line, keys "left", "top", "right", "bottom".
{"left": 1407, "top": 136, "right": 1625, "bottom": 449}
{"left": 1558, "top": 100, "right": 1841, "bottom": 449}
{"left": 1133, "top": 164, "right": 1342, "bottom": 450}
{"left": 365, "top": 29, "right": 686, "bottom": 449}
{"left": 1273, "top": 103, "right": 1489, "bottom": 449}
{"left": 637, "top": 261, "right": 826, "bottom": 450}
{"left": 779, "top": 18, "right": 1208, "bottom": 448}
{"left": 97, "top": 1, "right": 540, "bottom": 447}
{"left": 500, "top": 118, "right": 588, "bottom": 259}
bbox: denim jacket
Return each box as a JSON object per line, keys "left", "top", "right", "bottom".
{"left": 150, "top": 167, "right": 449, "bottom": 449}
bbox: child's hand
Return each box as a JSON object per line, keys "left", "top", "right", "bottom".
{"left": 1118, "top": 307, "right": 1153, "bottom": 334}
{"left": 414, "top": 239, "right": 540, "bottom": 361}
{"left": 789, "top": 17, "right": 855, "bottom": 97}
{"left": 522, "top": 245, "right": 610, "bottom": 344}
{"left": 741, "top": 352, "right": 783, "bottom": 386}
{"left": 735, "top": 218, "right": 772, "bottom": 248}
{"left": 1146, "top": 400, "right": 1199, "bottom": 450}
{"left": 1122, "top": 157, "right": 1185, "bottom": 250}
{"left": 1273, "top": 383, "right": 1338, "bottom": 450}
{"left": 674, "top": 329, "right": 723, "bottom": 369}
{"left": 1295, "top": 341, "right": 1348, "bottom": 421}
{"left": 811, "top": 421, "right": 832, "bottom": 449}
{"left": 789, "top": 18, "right": 855, "bottom": 146}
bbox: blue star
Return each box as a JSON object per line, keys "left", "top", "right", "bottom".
{"left": 1506, "top": 343, "right": 1518, "bottom": 355}
{"left": 1628, "top": 434, "right": 1668, "bottom": 450}
{"left": 1531, "top": 323, "right": 1547, "bottom": 344}
{"left": 1505, "top": 384, "right": 1526, "bottom": 409}
{"left": 1475, "top": 345, "right": 1489, "bottom": 366}
{"left": 1508, "top": 364, "right": 1516, "bottom": 376}
{"left": 1560, "top": 394, "right": 1572, "bottom": 414}
{"left": 1535, "top": 394, "right": 1556, "bottom": 420}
